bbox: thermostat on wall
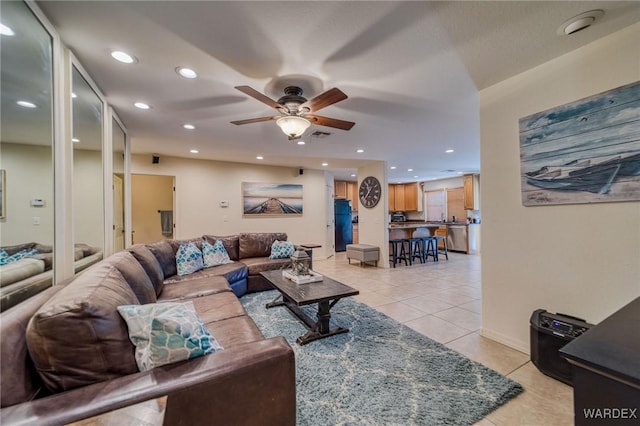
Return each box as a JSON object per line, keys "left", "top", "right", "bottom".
{"left": 31, "top": 198, "right": 45, "bottom": 207}
{"left": 219, "top": 200, "right": 229, "bottom": 208}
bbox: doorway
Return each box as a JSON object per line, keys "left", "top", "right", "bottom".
{"left": 131, "top": 174, "right": 174, "bottom": 244}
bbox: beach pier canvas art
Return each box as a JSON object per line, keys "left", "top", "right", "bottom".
{"left": 519, "top": 80, "right": 640, "bottom": 206}
{"left": 243, "top": 182, "right": 303, "bottom": 217}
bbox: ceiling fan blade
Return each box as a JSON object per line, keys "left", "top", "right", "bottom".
{"left": 230, "top": 116, "right": 278, "bottom": 125}
{"left": 300, "top": 88, "right": 348, "bottom": 112}
{"left": 307, "top": 114, "right": 355, "bottom": 131}
{"left": 234, "top": 86, "right": 281, "bottom": 110}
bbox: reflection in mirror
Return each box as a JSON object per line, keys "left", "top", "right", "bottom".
{"left": 113, "top": 119, "right": 126, "bottom": 252}
{"left": 72, "top": 66, "right": 104, "bottom": 265}
{"left": 0, "top": 1, "right": 55, "bottom": 311}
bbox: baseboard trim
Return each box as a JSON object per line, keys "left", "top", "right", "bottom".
{"left": 479, "top": 327, "right": 530, "bottom": 355}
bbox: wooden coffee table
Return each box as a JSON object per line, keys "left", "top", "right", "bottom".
{"left": 260, "top": 270, "right": 359, "bottom": 345}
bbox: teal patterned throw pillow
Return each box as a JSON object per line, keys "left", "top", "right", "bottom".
{"left": 202, "top": 240, "right": 233, "bottom": 268}
{"left": 0, "top": 248, "right": 39, "bottom": 266}
{"left": 117, "top": 301, "right": 223, "bottom": 371}
{"left": 269, "top": 240, "right": 295, "bottom": 259}
{"left": 176, "top": 242, "right": 204, "bottom": 276}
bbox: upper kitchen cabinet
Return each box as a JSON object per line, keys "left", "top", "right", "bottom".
{"left": 335, "top": 180, "right": 348, "bottom": 199}
{"left": 347, "top": 181, "right": 358, "bottom": 211}
{"left": 463, "top": 174, "right": 480, "bottom": 210}
{"left": 335, "top": 180, "right": 358, "bottom": 210}
{"left": 389, "top": 182, "right": 421, "bottom": 212}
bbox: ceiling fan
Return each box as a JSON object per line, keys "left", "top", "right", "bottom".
{"left": 231, "top": 85, "right": 355, "bottom": 138}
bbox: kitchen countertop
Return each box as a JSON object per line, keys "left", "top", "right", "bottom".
{"left": 389, "top": 221, "right": 470, "bottom": 228}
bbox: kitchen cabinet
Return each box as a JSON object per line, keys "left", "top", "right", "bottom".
{"left": 463, "top": 174, "right": 478, "bottom": 210}
{"left": 389, "top": 182, "right": 421, "bottom": 211}
{"left": 347, "top": 181, "right": 358, "bottom": 211}
{"left": 335, "top": 180, "right": 358, "bottom": 210}
{"left": 446, "top": 187, "right": 465, "bottom": 221}
{"left": 335, "top": 180, "right": 347, "bottom": 199}
{"left": 352, "top": 224, "right": 359, "bottom": 244}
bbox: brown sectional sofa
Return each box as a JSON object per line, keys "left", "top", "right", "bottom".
{"left": 0, "top": 233, "right": 297, "bottom": 426}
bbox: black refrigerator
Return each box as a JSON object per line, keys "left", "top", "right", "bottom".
{"left": 334, "top": 199, "right": 353, "bottom": 252}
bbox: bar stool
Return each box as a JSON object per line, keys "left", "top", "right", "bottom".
{"left": 389, "top": 239, "right": 408, "bottom": 267}
{"left": 408, "top": 237, "right": 424, "bottom": 265}
{"left": 434, "top": 228, "right": 449, "bottom": 261}
{"left": 422, "top": 236, "right": 438, "bottom": 262}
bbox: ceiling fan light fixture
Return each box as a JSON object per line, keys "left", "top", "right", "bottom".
{"left": 276, "top": 115, "right": 310, "bottom": 137}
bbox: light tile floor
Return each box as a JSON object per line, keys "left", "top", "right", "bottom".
{"left": 313, "top": 251, "right": 574, "bottom": 426}
{"left": 71, "top": 251, "right": 574, "bottom": 425}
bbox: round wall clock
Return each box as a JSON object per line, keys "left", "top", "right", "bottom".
{"left": 359, "top": 176, "right": 382, "bottom": 209}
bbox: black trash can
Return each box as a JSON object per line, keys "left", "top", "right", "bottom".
{"left": 530, "top": 309, "right": 593, "bottom": 386}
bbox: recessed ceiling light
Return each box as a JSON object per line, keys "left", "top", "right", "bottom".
{"left": 110, "top": 50, "right": 137, "bottom": 64}
{"left": 322, "top": 162, "right": 328, "bottom": 167}
{"left": 17, "top": 100, "right": 36, "bottom": 108}
{"left": 190, "top": 149, "right": 199, "bottom": 154}
{"left": 176, "top": 67, "right": 198, "bottom": 79}
{"left": 0, "top": 23, "right": 15, "bottom": 36}
{"left": 72, "top": 138, "right": 80, "bottom": 143}
{"left": 407, "top": 168, "right": 413, "bottom": 172}
{"left": 390, "top": 166, "right": 397, "bottom": 170}
{"left": 457, "top": 172, "right": 464, "bottom": 175}
{"left": 134, "top": 102, "right": 150, "bottom": 110}
{"left": 183, "top": 124, "right": 195, "bottom": 130}
{"left": 351, "top": 174, "right": 356, "bottom": 177}
{"left": 558, "top": 10, "right": 604, "bottom": 36}
{"left": 356, "top": 149, "right": 364, "bottom": 153}
{"left": 256, "top": 155, "right": 264, "bottom": 160}
{"left": 414, "top": 175, "right": 418, "bottom": 178}
{"left": 71, "top": 92, "right": 77, "bottom": 99}
{"left": 445, "top": 149, "right": 454, "bottom": 153}
{"left": 297, "top": 140, "right": 306, "bottom": 145}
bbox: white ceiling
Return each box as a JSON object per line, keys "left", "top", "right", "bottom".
{"left": 35, "top": 1, "right": 640, "bottom": 182}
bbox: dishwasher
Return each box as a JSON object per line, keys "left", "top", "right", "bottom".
{"left": 447, "top": 226, "right": 468, "bottom": 253}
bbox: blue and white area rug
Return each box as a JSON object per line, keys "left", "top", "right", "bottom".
{"left": 240, "top": 291, "right": 523, "bottom": 426}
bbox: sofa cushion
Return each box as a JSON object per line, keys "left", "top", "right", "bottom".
{"left": 158, "top": 276, "right": 231, "bottom": 302}
{"left": 241, "top": 257, "right": 291, "bottom": 276}
{"left": 110, "top": 251, "right": 157, "bottom": 304}
{"left": 163, "top": 263, "right": 248, "bottom": 286}
{"left": 0, "top": 258, "right": 44, "bottom": 288}
{"left": 239, "top": 233, "right": 287, "bottom": 259}
{"left": 203, "top": 235, "right": 239, "bottom": 261}
{"left": 205, "top": 315, "right": 264, "bottom": 348}
{"left": 31, "top": 252, "right": 53, "bottom": 270}
{"left": 0, "top": 284, "right": 63, "bottom": 408}
{"left": 117, "top": 301, "right": 223, "bottom": 371}
{"left": 26, "top": 263, "right": 140, "bottom": 393}
{"left": 269, "top": 240, "right": 295, "bottom": 259}
{"left": 176, "top": 242, "right": 204, "bottom": 276}
{"left": 202, "top": 240, "right": 233, "bottom": 267}
{"left": 189, "top": 291, "right": 248, "bottom": 324}
{"left": 147, "top": 240, "right": 177, "bottom": 278}
{"left": 0, "top": 242, "right": 36, "bottom": 256}
{"left": 128, "top": 244, "right": 165, "bottom": 296}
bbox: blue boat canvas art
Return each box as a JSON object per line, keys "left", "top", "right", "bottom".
{"left": 519, "top": 80, "right": 640, "bottom": 206}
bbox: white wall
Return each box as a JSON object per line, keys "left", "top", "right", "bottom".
{"left": 0, "top": 143, "right": 54, "bottom": 245}
{"left": 358, "top": 161, "right": 389, "bottom": 267}
{"left": 480, "top": 23, "right": 640, "bottom": 352}
{"left": 131, "top": 154, "right": 332, "bottom": 258}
